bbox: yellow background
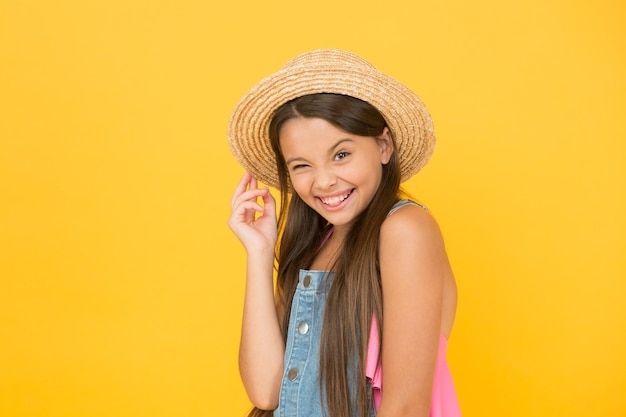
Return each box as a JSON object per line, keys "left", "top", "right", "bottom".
{"left": 1, "top": 0, "right": 624, "bottom": 416}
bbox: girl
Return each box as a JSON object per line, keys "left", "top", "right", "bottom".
{"left": 228, "top": 50, "right": 460, "bottom": 417}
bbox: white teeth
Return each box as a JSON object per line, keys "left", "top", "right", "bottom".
{"left": 321, "top": 192, "right": 351, "bottom": 205}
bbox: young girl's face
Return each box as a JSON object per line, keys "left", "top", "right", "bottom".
{"left": 279, "top": 117, "right": 394, "bottom": 232}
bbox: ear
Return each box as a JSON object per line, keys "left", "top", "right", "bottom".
{"left": 378, "top": 127, "right": 394, "bottom": 165}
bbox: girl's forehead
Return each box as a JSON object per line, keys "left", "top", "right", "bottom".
{"left": 279, "top": 120, "right": 375, "bottom": 159}
{"left": 280, "top": 117, "right": 347, "bottom": 138}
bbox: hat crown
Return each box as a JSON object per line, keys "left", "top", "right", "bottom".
{"left": 228, "top": 49, "right": 435, "bottom": 188}
{"left": 282, "top": 49, "right": 376, "bottom": 71}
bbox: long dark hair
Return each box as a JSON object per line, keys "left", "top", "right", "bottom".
{"left": 248, "top": 93, "right": 401, "bottom": 417}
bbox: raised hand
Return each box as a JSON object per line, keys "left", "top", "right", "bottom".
{"left": 230, "top": 172, "right": 285, "bottom": 406}
{"left": 228, "top": 172, "right": 278, "bottom": 253}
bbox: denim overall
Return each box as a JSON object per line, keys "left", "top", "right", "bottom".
{"left": 274, "top": 270, "right": 336, "bottom": 417}
{"left": 273, "top": 200, "right": 425, "bottom": 417}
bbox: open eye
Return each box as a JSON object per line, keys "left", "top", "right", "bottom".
{"left": 335, "top": 151, "right": 350, "bottom": 160}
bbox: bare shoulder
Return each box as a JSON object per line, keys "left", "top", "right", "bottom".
{"left": 380, "top": 202, "right": 457, "bottom": 338}
{"left": 380, "top": 202, "right": 445, "bottom": 251}
{"left": 379, "top": 202, "right": 449, "bottom": 294}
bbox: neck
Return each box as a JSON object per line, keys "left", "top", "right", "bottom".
{"left": 310, "top": 227, "right": 346, "bottom": 271}
{"left": 329, "top": 224, "right": 350, "bottom": 242}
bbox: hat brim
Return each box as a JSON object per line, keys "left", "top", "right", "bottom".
{"left": 228, "top": 51, "right": 436, "bottom": 189}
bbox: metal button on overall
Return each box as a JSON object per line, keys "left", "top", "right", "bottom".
{"left": 287, "top": 368, "right": 299, "bottom": 381}
{"left": 298, "top": 322, "right": 309, "bottom": 335}
{"left": 302, "top": 275, "right": 312, "bottom": 288}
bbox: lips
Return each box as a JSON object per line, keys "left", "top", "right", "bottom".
{"left": 319, "top": 189, "right": 353, "bottom": 206}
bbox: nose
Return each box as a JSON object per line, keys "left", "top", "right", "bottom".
{"left": 314, "top": 166, "right": 337, "bottom": 190}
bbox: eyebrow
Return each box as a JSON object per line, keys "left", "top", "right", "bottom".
{"left": 285, "top": 138, "right": 354, "bottom": 165}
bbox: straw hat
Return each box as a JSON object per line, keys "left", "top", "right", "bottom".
{"left": 228, "top": 49, "right": 436, "bottom": 188}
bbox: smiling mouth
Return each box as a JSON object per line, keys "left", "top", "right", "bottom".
{"left": 319, "top": 190, "right": 353, "bottom": 206}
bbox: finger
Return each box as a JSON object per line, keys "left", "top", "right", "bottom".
{"left": 231, "top": 172, "right": 252, "bottom": 208}
{"left": 232, "top": 188, "right": 269, "bottom": 212}
{"left": 261, "top": 188, "right": 277, "bottom": 217}
{"left": 250, "top": 175, "right": 258, "bottom": 192}
{"left": 228, "top": 202, "right": 265, "bottom": 231}
{"left": 231, "top": 200, "right": 265, "bottom": 221}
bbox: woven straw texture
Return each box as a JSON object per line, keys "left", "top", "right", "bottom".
{"left": 228, "top": 49, "right": 436, "bottom": 188}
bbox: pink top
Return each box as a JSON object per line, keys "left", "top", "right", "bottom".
{"left": 365, "top": 316, "right": 461, "bottom": 416}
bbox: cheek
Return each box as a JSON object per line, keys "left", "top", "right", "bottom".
{"left": 289, "top": 174, "right": 311, "bottom": 196}
{"left": 358, "top": 165, "right": 384, "bottom": 191}
{"left": 344, "top": 161, "right": 381, "bottom": 183}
